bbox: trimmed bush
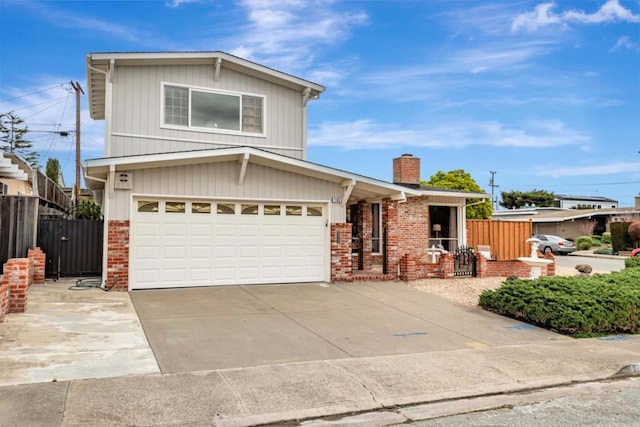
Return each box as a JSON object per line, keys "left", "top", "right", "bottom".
{"left": 602, "top": 232, "right": 612, "bottom": 245}
{"left": 576, "top": 236, "right": 592, "bottom": 250}
{"left": 590, "top": 237, "right": 602, "bottom": 246}
{"left": 479, "top": 268, "right": 640, "bottom": 337}
{"left": 626, "top": 256, "right": 640, "bottom": 269}
{"left": 629, "top": 222, "right": 640, "bottom": 244}
{"left": 593, "top": 247, "right": 614, "bottom": 255}
{"left": 611, "top": 222, "right": 634, "bottom": 252}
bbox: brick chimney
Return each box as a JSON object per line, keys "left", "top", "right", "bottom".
{"left": 393, "top": 154, "right": 420, "bottom": 186}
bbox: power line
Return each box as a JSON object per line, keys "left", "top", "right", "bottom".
{"left": 0, "top": 84, "right": 67, "bottom": 104}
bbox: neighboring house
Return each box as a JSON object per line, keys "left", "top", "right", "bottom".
{"left": 0, "top": 153, "right": 33, "bottom": 196}
{"left": 494, "top": 205, "right": 640, "bottom": 241}
{"left": 554, "top": 194, "right": 618, "bottom": 210}
{"left": 83, "top": 51, "right": 487, "bottom": 291}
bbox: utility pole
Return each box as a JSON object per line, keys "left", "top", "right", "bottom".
{"left": 70, "top": 81, "right": 84, "bottom": 204}
{"left": 489, "top": 171, "right": 499, "bottom": 210}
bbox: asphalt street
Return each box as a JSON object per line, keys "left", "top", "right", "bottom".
{"left": 556, "top": 254, "right": 625, "bottom": 273}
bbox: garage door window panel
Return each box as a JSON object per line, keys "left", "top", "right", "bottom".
{"left": 241, "top": 204, "right": 259, "bottom": 215}
{"left": 138, "top": 201, "right": 159, "bottom": 213}
{"left": 192, "top": 202, "right": 211, "bottom": 214}
{"left": 217, "top": 203, "right": 235, "bottom": 214}
{"left": 286, "top": 206, "right": 302, "bottom": 216}
{"left": 166, "top": 202, "right": 186, "bottom": 213}
{"left": 264, "top": 205, "right": 281, "bottom": 216}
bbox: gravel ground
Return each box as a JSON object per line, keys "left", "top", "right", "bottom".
{"left": 407, "top": 266, "right": 579, "bottom": 307}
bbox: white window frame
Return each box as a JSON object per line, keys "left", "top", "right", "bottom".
{"left": 161, "top": 82, "right": 267, "bottom": 137}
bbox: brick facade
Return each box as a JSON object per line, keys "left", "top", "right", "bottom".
{"left": 331, "top": 223, "right": 352, "bottom": 281}
{"left": 357, "top": 201, "right": 373, "bottom": 271}
{"left": 392, "top": 154, "right": 420, "bottom": 185}
{"left": 107, "top": 220, "right": 130, "bottom": 291}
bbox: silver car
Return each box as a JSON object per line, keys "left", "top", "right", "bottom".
{"left": 534, "top": 234, "right": 577, "bottom": 255}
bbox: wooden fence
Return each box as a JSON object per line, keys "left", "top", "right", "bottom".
{"left": 467, "top": 220, "right": 532, "bottom": 261}
{"left": 0, "top": 196, "right": 39, "bottom": 272}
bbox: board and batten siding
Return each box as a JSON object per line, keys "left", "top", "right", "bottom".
{"left": 109, "top": 65, "right": 305, "bottom": 158}
{"left": 109, "top": 161, "right": 345, "bottom": 222}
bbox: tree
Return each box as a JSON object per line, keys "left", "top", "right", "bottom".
{"left": 0, "top": 112, "right": 39, "bottom": 167}
{"left": 500, "top": 189, "right": 555, "bottom": 210}
{"left": 74, "top": 199, "right": 102, "bottom": 220}
{"left": 45, "top": 158, "right": 61, "bottom": 185}
{"left": 422, "top": 169, "right": 492, "bottom": 219}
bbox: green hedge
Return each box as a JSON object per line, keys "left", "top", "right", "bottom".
{"left": 479, "top": 268, "right": 640, "bottom": 337}
{"left": 593, "top": 247, "right": 614, "bottom": 255}
{"left": 626, "top": 256, "right": 640, "bottom": 269}
{"left": 602, "top": 232, "right": 612, "bottom": 245}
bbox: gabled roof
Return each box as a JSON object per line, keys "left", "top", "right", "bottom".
{"left": 83, "top": 146, "right": 485, "bottom": 203}
{"left": 86, "top": 51, "right": 326, "bottom": 120}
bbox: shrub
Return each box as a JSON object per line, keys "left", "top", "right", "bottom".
{"left": 625, "top": 256, "right": 640, "bottom": 269}
{"left": 593, "top": 247, "right": 614, "bottom": 255}
{"left": 629, "top": 222, "right": 640, "bottom": 244}
{"left": 576, "top": 236, "right": 592, "bottom": 250}
{"left": 479, "top": 268, "right": 640, "bottom": 337}
{"left": 589, "top": 236, "right": 601, "bottom": 246}
{"left": 611, "top": 222, "right": 634, "bottom": 252}
{"left": 601, "top": 232, "right": 612, "bottom": 245}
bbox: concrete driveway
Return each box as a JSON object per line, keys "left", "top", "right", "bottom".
{"left": 130, "top": 282, "right": 569, "bottom": 374}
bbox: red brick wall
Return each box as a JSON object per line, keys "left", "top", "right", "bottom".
{"left": 357, "top": 201, "right": 373, "bottom": 270}
{"left": 27, "top": 247, "right": 46, "bottom": 284}
{"left": 2, "top": 258, "right": 34, "bottom": 314}
{"left": 396, "top": 197, "right": 431, "bottom": 264}
{"left": 393, "top": 154, "right": 420, "bottom": 185}
{"left": 107, "top": 220, "right": 130, "bottom": 291}
{"left": 331, "top": 223, "right": 352, "bottom": 281}
{"left": 383, "top": 199, "right": 399, "bottom": 278}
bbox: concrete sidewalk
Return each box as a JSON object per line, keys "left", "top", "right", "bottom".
{"left": 3, "top": 335, "right": 640, "bottom": 427}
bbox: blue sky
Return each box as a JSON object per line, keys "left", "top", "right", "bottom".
{"left": 1, "top": 0, "right": 639, "bottom": 207}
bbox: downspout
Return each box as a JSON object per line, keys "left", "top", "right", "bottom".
{"left": 302, "top": 88, "right": 311, "bottom": 161}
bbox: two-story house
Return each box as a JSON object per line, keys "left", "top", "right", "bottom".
{"left": 83, "top": 52, "right": 487, "bottom": 291}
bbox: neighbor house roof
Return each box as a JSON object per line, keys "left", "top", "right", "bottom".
{"left": 0, "top": 153, "right": 31, "bottom": 181}
{"left": 506, "top": 207, "right": 638, "bottom": 223}
{"left": 555, "top": 194, "right": 618, "bottom": 203}
{"left": 86, "top": 51, "right": 327, "bottom": 120}
{"left": 83, "top": 146, "right": 487, "bottom": 203}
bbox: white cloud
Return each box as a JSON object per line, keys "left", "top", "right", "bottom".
{"left": 225, "top": 1, "right": 368, "bottom": 74}
{"left": 512, "top": 0, "right": 640, "bottom": 33}
{"left": 165, "top": 0, "right": 202, "bottom": 8}
{"left": 309, "top": 118, "right": 590, "bottom": 150}
{"left": 541, "top": 162, "right": 640, "bottom": 177}
{"left": 610, "top": 35, "right": 639, "bottom": 52}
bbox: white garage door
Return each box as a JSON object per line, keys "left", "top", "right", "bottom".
{"left": 130, "top": 199, "right": 326, "bottom": 289}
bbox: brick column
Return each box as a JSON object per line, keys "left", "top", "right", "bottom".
{"left": 440, "top": 253, "right": 454, "bottom": 279}
{"left": 27, "top": 247, "right": 46, "bottom": 284}
{"left": 543, "top": 251, "right": 556, "bottom": 276}
{"left": 3, "top": 258, "right": 34, "bottom": 313}
{"left": 357, "top": 201, "right": 373, "bottom": 271}
{"left": 331, "top": 223, "right": 352, "bottom": 281}
{"left": 107, "top": 220, "right": 130, "bottom": 291}
{"left": 476, "top": 252, "right": 487, "bottom": 278}
{"left": 399, "top": 254, "right": 417, "bottom": 282}
{"left": 383, "top": 199, "right": 399, "bottom": 279}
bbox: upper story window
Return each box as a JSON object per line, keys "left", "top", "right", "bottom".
{"left": 163, "top": 83, "right": 264, "bottom": 135}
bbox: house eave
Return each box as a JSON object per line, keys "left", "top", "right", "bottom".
{"left": 82, "top": 147, "right": 421, "bottom": 201}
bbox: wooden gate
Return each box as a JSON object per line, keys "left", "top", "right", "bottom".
{"left": 0, "top": 196, "right": 38, "bottom": 273}
{"left": 37, "top": 219, "right": 103, "bottom": 279}
{"left": 453, "top": 246, "right": 477, "bottom": 277}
